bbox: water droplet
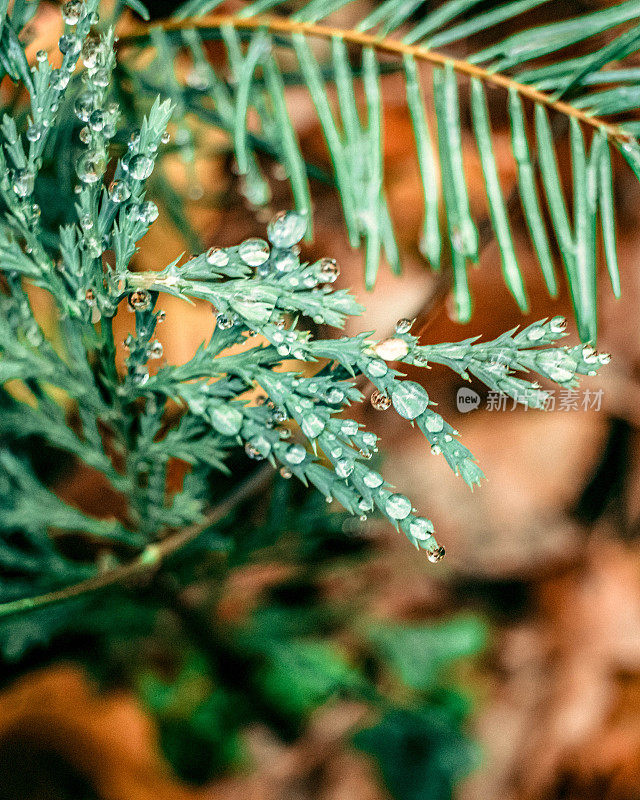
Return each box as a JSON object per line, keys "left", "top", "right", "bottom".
{"left": 148, "top": 340, "right": 163, "bottom": 359}
{"left": 279, "top": 466, "right": 292, "bottom": 479}
{"left": 239, "top": 237, "right": 270, "bottom": 267}
{"left": 362, "top": 432, "right": 377, "bottom": 447}
{"left": 366, "top": 359, "right": 388, "bottom": 378}
{"left": 216, "top": 313, "right": 233, "bottom": 331}
{"left": 206, "top": 247, "right": 229, "bottom": 267}
{"left": 76, "top": 151, "right": 105, "bottom": 183}
{"left": 78, "top": 126, "right": 91, "bottom": 144}
{"left": 244, "top": 440, "right": 265, "bottom": 460}
{"left": 128, "top": 289, "right": 150, "bottom": 311}
{"left": 423, "top": 412, "right": 444, "bottom": 433}
{"left": 527, "top": 326, "right": 545, "bottom": 342}
{"left": 92, "top": 68, "right": 109, "bottom": 88}
{"left": 138, "top": 201, "right": 158, "bottom": 225}
{"left": 536, "top": 350, "right": 577, "bottom": 383}
{"left": 85, "top": 288, "right": 96, "bottom": 306}
{"left": 363, "top": 470, "right": 383, "bottom": 489}
{"left": 582, "top": 345, "right": 599, "bottom": 364}
{"left": 430, "top": 444, "right": 442, "bottom": 455}
{"left": 59, "top": 34, "right": 80, "bottom": 56}
{"left": 385, "top": 493, "right": 411, "bottom": 520}
{"left": 317, "top": 257, "right": 339, "bottom": 283}
{"left": 12, "top": 169, "right": 34, "bottom": 198}
{"left": 26, "top": 123, "right": 43, "bottom": 142}
{"left": 371, "top": 390, "right": 391, "bottom": 411}
{"left": 326, "top": 388, "right": 344, "bottom": 405}
{"left": 284, "top": 443, "right": 306, "bottom": 465}
{"left": 426, "top": 544, "right": 446, "bottom": 563}
{"left": 131, "top": 367, "right": 149, "bottom": 387}
{"left": 303, "top": 274, "right": 317, "bottom": 288}
{"left": 549, "top": 316, "right": 567, "bottom": 334}
{"left": 129, "top": 154, "right": 154, "bottom": 180}
{"left": 391, "top": 381, "right": 429, "bottom": 420}
{"left": 156, "top": 310, "right": 166, "bottom": 323}
{"left": 598, "top": 352, "right": 611, "bottom": 365}
{"left": 89, "top": 109, "right": 105, "bottom": 131}
{"left": 62, "top": 0, "right": 84, "bottom": 25}
{"left": 373, "top": 338, "right": 409, "bottom": 361}
{"left": 36, "top": 49, "right": 48, "bottom": 63}
{"left": 209, "top": 404, "right": 242, "bottom": 436}
{"left": 74, "top": 91, "right": 96, "bottom": 122}
{"left": 50, "top": 69, "right": 69, "bottom": 90}
{"left": 395, "top": 318, "right": 414, "bottom": 335}
{"left": 80, "top": 213, "right": 93, "bottom": 230}
{"left": 335, "top": 458, "right": 353, "bottom": 479}
{"left": 408, "top": 517, "right": 434, "bottom": 541}
{"left": 267, "top": 210, "right": 307, "bottom": 248}
{"left": 341, "top": 420, "right": 358, "bottom": 436}
{"left": 272, "top": 249, "right": 298, "bottom": 273}
{"left": 108, "top": 180, "right": 130, "bottom": 203}
{"left": 301, "top": 412, "right": 324, "bottom": 439}
{"left": 81, "top": 37, "right": 100, "bottom": 68}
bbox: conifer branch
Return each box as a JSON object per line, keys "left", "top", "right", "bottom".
{"left": 121, "top": 14, "right": 630, "bottom": 144}
{"left": 0, "top": 465, "right": 272, "bottom": 618}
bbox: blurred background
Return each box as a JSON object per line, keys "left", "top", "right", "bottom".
{"left": 4, "top": 1, "right": 640, "bottom": 799}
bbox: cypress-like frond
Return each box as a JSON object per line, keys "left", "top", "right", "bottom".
{"left": 120, "top": 0, "right": 640, "bottom": 340}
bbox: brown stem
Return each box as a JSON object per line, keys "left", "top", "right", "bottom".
{"left": 0, "top": 464, "right": 273, "bottom": 618}
{"left": 120, "top": 13, "right": 630, "bottom": 144}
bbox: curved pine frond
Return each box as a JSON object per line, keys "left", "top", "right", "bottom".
{"left": 121, "top": 0, "right": 640, "bottom": 341}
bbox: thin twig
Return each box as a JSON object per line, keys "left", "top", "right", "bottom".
{"left": 0, "top": 464, "right": 273, "bottom": 618}
{"left": 119, "top": 14, "right": 631, "bottom": 145}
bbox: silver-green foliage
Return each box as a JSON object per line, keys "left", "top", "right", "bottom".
{"left": 0, "top": 2, "right": 611, "bottom": 613}
{"left": 121, "top": 0, "right": 640, "bottom": 341}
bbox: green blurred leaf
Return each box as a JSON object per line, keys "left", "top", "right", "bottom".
{"left": 367, "top": 616, "right": 487, "bottom": 690}
{"left": 355, "top": 707, "right": 479, "bottom": 800}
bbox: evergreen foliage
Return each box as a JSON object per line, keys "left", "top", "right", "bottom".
{"left": 118, "top": 0, "right": 640, "bottom": 339}
{"left": 0, "top": 1, "right": 629, "bottom": 794}
{"left": 0, "top": 0, "right": 613, "bottom": 621}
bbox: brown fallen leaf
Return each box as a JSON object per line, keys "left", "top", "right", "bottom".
{"left": 0, "top": 665, "right": 200, "bottom": 800}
